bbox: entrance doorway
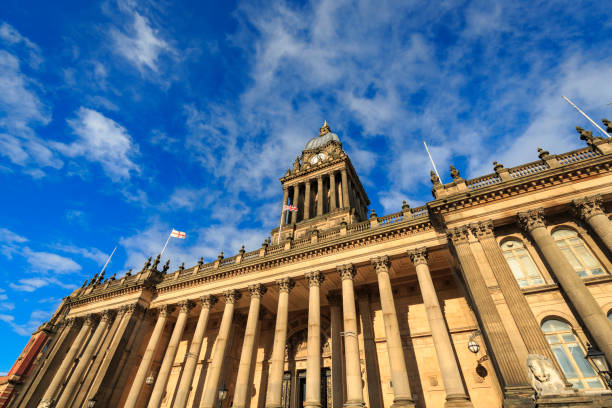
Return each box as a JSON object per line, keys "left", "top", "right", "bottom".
{"left": 283, "top": 368, "right": 332, "bottom": 408}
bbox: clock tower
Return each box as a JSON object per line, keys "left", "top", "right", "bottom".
{"left": 273, "top": 122, "right": 370, "bottom": 242}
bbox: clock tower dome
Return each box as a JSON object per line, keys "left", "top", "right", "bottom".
{"left": 273, "top": 122, "right": 370, "bottom": 243}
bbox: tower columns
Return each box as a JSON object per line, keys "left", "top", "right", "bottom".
{"left": 371, "top": 256, "right": 414, "bottom": 408}
{"left": 338, "top": 264, "right": 366, "bottom": 407}
{"left": 291, "top": 184, "right": 300, "bottom": 224}
{"left": 518, "top": 208, "right": 612, "bottom": 364}
{"left": 407, "top": 250, "right": 472, "bottom": 407}
{"left": 305, "top": 271, "right": 324, "bottom": 408}
{"left": 280, "top": 187, "right": 288, "bottom": 227}
{"left": 330, "top": 172, "right": 337, "bottom": 211}
{"left": 265, "top": 278, "right": 295, "bottom": 408}
{"left": 341, "top": 169, "right": 350, "bottom": 209}
{"left": 317, "top": 177, "right": 324, "bottom": 216}
{"left": 304, "top": 180, "right": 312, "bottom": 220}
{"left": 200, "top": 290, "right": 241, "bottom": 408}
{"left": 573, "top": 194, "right": 612, "bottom": 253}
{"left": 327, "top": 291, "right": 345, "bottom": 408}
{"left": 233, "top": 284, "right": 266, "bottom": 408}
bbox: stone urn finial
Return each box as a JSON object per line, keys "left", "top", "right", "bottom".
{"left": 198, "top": 257, "right": 203, "bottom": 266}
{"left": 370, "top": 208, "right": 377, "bottom": 219}
{"left": 602, "top": 118, "right": 612, "bottom": 133}
{"left": 450, "top": 165, "right": 460, "bottom": 181}
{"left": 537, "top": 147, "right": 550, "bottom": 160}
{"left": 217, "top": 251, "right": 224, "bottom": 261}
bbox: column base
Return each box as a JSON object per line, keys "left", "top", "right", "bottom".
{"left": 37, "top": 400, "right": 54, "bottom": 408}
{"left": 391, "top": 397, "right": 416, "bottom": 408}
{"left": 343, "top": 401, "right": 366, "bottom": 407}
{"left": 304, "top": 401, "right": 322, "bottom": 408}
{"left": 444, "top": 394, "right": 473, "bottom": 408}
{"left": 265, "top": 405, "right": 283, "bottom": 408}
{"left": 502, "top": 385, "right": 537, "bottom": 408}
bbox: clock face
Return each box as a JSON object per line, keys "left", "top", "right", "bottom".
{"left": 310, "top": 153, "right": 326, "bottom": 164}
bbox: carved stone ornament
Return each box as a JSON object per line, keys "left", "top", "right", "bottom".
{"left": 573, "top": 195, "right": 604, "bottom": 221}
{"left": 178, "top": 300, "right": 195, "bottom": 313}
{"left": 201, "top": 295, "right": 218, "bottom": 309}
{"left": 337, "top": 264, "right": 356, "bottom": 280}
{"left": 603, "top": 118, "right": 612, "bottom": 133}
{"left": 407, "top": 247, "right": 428, "bottom": 266}
{"left": 526, "top": 354, "right": 573, "bottom": 397}
{"left": 450, "top": 165, "right": 461, "bottom": 181}
{"left": 248, "top": 283, "right": 267, "bottom": 298}
{"left": 469, "top": 220, "right": 494, "bottom": 240}
{"left": 517, "top": 208, "right": 546, "bottom": 233}
{"left": 223, "top": 289, "right": 241, "bottom": 304}
{"left": 371, "top": 255, "right": 390, "bottom": 274}
{"left": 84, "top": 314, "right": 99, "bottom": 326}
{"left": 305, "top": 270, "right": 325, "bottom": 287}
{"left": 446, "top": 226, "right": 470, "bottom": 245}
{"left": 430, "top": 170, "right": 441, "bottom": 186}
{"left": 159, "top": 304, "right": 174, "bottom": 317}
{"left": 100, "top": 310, "right": 114, "bottom": 323}
{"left": 276, "top": 277, "right": 295, "bottom": 293}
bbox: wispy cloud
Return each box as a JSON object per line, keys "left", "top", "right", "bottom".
{"left": 9, "top": 277, "right": 77, "bottom": 292}
{"left": 22, "top": 247, "right": 81, "bottom": 274}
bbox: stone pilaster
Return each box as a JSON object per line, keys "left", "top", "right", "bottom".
{"left": 234, "top": 284, "right": 267, "bottom": 408}
{"left": 266, "top": 278, "right": 295, "bottom": 408}
{"left": 330, "top": 172, "right": 337, "bottom": 211}
{"left": 200, "top": 289, "right": 241, "bottom": 408}
{"left": 371, "top": 256, "right": 415, "bottom": 408}
{"left": 305, "top": 180, "right": 312, "bottom": 220}
{"left": 317, "top": 177, "right": 324, "bottom": 216}
{"left": 124, "top": 305, "right": 173, "bottom": 408}
{"left": 573, "top": 194, "right": 612, "bottom": 253}
{"left": 518, "top": 208, "right": 612, "bottom": 365}
{"left": 448, "top": 227, "right": 533, "bottom": 406}
{"left": 148, "top": 300, "right": 194, "bottom": 408}
{"left": 341, "top": 169, "right": 350, "bottom": 209}
{"left": 175, "top": 295, "right": 218, "bottom": 408}
{"left": 291, "top": 184, "right": 300, "bottom": 224}
{"left": 327, "top": 291, "right": 344, "bottom": 408}
{"left": 305, "top": 271, "right": 324, "bottom": 408}
{"left": 407, "top": 249, "right": 472, "bottom": 408}
{"left": 338, "top": 264, "right": 366, "bottom": 407}
{"left": 280, "top": 187, "right": 289, "bottom": 227}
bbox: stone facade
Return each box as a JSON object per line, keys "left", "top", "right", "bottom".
{"left": 5, "top": 122, "right": 612, "bottom": 408}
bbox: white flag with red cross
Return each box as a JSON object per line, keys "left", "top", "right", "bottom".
{"left": 283, "top": 204, "right": 298, "bottom": 212}
{"left": 170, "top": 229, "right": 186, "bottom": 239}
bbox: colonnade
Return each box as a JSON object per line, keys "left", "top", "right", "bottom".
{"left": 280, "top": 167, "right": 367, "bottom": 225}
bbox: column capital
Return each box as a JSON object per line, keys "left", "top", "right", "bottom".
{"left": 276, "top": 277, "right": 295, "bottom": 293}
{"left": 337, "top": 264, "right": 356, "bottom": 280}
{"left": 84, "top": 313, "right": 99, "bottom": 326}
{"left": 159, "top": 304, "right": 174, "bottom": 317}
{"left": 469, "top": 220, "right": 495, "bottom": 240}
{"left": 326, "top": 290, "right": 342, "bottom": 306}
{"left": 200, "top": 295, "right": 218, "bottom": 309}
{"left": 305, "top": 270, "right": 325, "bottom": 287}
{"left": 572, "top": 195, "right": 604, "bottom": 221}
{"left": 178, "top": 299, "right": 195, "bottom": 313}
{"left": 248, "top": 283, "right": 267, "bottom": 298}
{"left": 446, "top": 225, "right": 470, "bottom": 245}
{"left": 371, "top": 255, "right": 390, "bottom": 273}
{"left": 223, "top": 289, "right": 242, "bottom": 304}
{"left": 100, "top": 309, "right": 114, "bottom": 323}
{"left": 517, "top": 208, "right": 546, "bottom": 232}
{"left": 407, "top": 247, "right": 428, "bottom": 266}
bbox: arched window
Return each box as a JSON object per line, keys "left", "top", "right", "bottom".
{"left": 552, "top": 229, "right": 604, "bottom": 277}
{"left": 541, "top": 319, "right": 604, "bottom": 389}
{"left": 501, "top": 239, "right": 544, "bottom": 287}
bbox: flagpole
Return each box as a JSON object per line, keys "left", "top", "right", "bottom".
{"left": 423, "top": 140, "right": 442, "bottom": 182}
{"left": 160, "top": 231, "right": 172, "bottom": 258}
{"left": 100, "top": 246, "right": 117, "bottom": 273}
{"left": 562, "top": 96, "right": 610, "bottom": 138}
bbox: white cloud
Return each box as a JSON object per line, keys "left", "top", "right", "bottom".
{"left": 9, "top": 277, "right": 78, "bottom": 292}
{"left": 0, "top": 228, "right": 27, "bottom": 244}
{"left": 110, "top": 10, "right": 171, "bottom": 73}
{"left": 54, "top": 107, "right": 139, "bottom": 181}
{"left": 0, "top": 309, "right": 53, "bottom": 336}
{"left": 22, "top": 247, "right": 81, "bottom": 274}
{"left": 0, "top": 22, "right": 42, "bottom": 67}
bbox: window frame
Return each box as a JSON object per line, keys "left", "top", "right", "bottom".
{"left": 500, "top": 237, "right": 546, "bottom": 288}
{"left": 551, "top": 227, "right": 606, "bottom": 278}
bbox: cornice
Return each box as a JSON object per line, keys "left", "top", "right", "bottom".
{"left": 428, "top": 152, "right": 611, "bottom": 216}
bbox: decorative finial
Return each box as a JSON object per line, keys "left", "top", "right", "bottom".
{"left": 537, "top": 147, "right": 550, "bottom": 160}
{"left": 126, "top": 268, "right": 132, "bottom": 276}
{"left": 152, "top": 254, "right": 161, "bottom": 270}
{"left": 110, "top": 273, "right": 116, "bottom": 280}
{"left": 402, "top": 200, "right": 410, "bottom": 212}
{"left": 493, "top": 161, "right": 504, "bottom": 172}
{"left": 179, "top": 262, "right": 185, "bottom": 271}
{"left": 142, "top": 256, "right": 152, "bottom": 271}
{"left": 198, "top": 257, "right": 204, "bottom": 266}
{"left": 603, "top": 118, "right": 612, "bottom": 133}
{"left": 576, "top": 126, "right": 594, "bottom": 141}
{"left": 162, "top": 259, "right": 170, "bottom": 273}
{"left": 239, "top": 245, "right": 245, "bottom": 254}
{"left": 370, "top": 208, "right": 377, "bottom": 219}
{"left": 217, "top": 251, "right": 224, "bottom": 261}
{"left": 319, "top": 120, "right": 331, "bottom": 136}
{"left": 450, "top": 165, "right": 460, "bottom": 181}
{"left": 430, "top": 170, "right": 441, "bottom": 186}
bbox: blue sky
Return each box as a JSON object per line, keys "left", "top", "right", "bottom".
{"left": 1, "top": 0, "right": 611, "bottom": 373}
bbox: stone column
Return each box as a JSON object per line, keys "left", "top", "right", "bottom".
{"left": 305, "top": 180, "right": 312, "bottom": 220}
{"left": 305, "top": 271, "right": 324, "bottom": 408}
{"left": 291, "top": 185, "right": 300, "bottom": 224}
{"left": 234, "top": 284, "right": 267, "bottom": 407}
{"left": 280, "top": 187, "right": 288, "bottom": 227}
{"left": 518, "top": 208, "right": 612, "bottom": 363}
{"left": 148, "top": 300, "right": 194, "bottom": 408}
{"left": 327, "top": 291, "right": 344, "bottom": 408}
{"left": 56, "top": 311, "right": 113, "bottom": 407}
{"left": 38, "top": 317, "right": 90, "bottom": 408}
{"left": 574, "top": 194, "right": 612, "bottom": 253}
{"left": 175, "top": 296, "right": 218, "bottom": 408}
{"left": 370, "top": 256, "right": 415, "bottom": 408}
{"left": 341, "top": 169, "right": 350, "bottom": 209}
{"left": 338, "top": 264, "right": 366, "bottom": 407}
{"left": 448, "top": 226, "right": 532, "bottom": 403}
{"left": 330, "top": 172, "right": 337, "bottom": 211}
{"left": 470, "top": 221, "right": 569, "bottom": 382}
{"left": 265, "top": 278, "right": 295, "bottom": 408}
{"left": 124, "top": 305, "right": 172, "bottom": 408}
{"left": 407, "top": 250, "right": 472, "bottom": 407}
{"left": 355, "top": 287, "right": 383, "bottom": 408}
{"left": 317, "top": 177, "right": 324, "bottom": 216}
{"left": 200, "top": 289, "right": 241, "bottom": 408}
